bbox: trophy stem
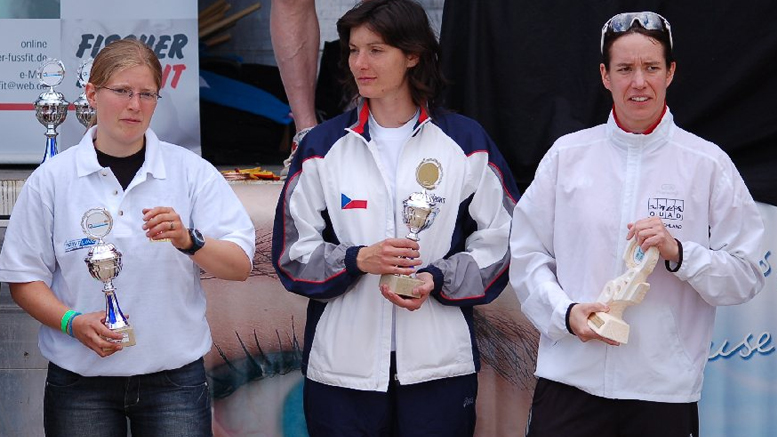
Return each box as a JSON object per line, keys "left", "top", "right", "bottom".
{"left": 103, "top": 287, "right": 136, "bottom": 347}
{"left": 103, "top": 286, "right": 129, "bottom": 330}
{"left": 41, "top": 135, "right": 58, "bottom": 164}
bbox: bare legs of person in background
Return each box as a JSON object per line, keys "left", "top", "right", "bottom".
{"left": 270, "top": 0, "right": 319, "bottom": 179}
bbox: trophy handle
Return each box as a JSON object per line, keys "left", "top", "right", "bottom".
{"left": 425, "top": 206, "right": 439, "bottom": 231}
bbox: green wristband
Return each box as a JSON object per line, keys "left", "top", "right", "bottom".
{"left": 60, "top": 310, "right": 77, "bottom": 335}
{"left": 66, "top": 312, "right": 81, "bottom": 338}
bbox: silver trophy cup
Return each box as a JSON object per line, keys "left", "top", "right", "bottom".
{"left": 379, "top": 159, "right": 442, "bottom": 298}
{"left": 73, "top": 58, "right": 95, "bottom": 128}
{"left": 34, "top": 58, "right": 69, "bottom": 164}
{"left": 402, "top": 192, "right": 438, "bottom": 242}
{"left": 82, "top": 208, "right": 136, "bottom": 347}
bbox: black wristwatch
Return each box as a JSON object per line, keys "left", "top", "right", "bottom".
{"left": 178, "top": 228, "right": 205, "bottom": 255}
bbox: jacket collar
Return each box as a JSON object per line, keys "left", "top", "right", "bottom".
{"left": 347, "top": 98, "right": 432, "bottom": 142}
{"left": 75, "top": 126, "right": 167, "bottom": 180}
{"left": 607, "top": 106, "right": 674, "bottom": 150}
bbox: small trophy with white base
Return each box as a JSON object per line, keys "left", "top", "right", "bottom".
{"left": 379, "top": 159, "right": 442, "bottom": 298}
{"left": 587, "top": 237, "right": 659, "bottom": 344}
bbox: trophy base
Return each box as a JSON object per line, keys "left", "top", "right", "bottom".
{"left": 106, "top": 324, "right": 136, "bottom": 347}
{"left": 379, "top": 274, "right": 423, "bottom": 298}
{"left": 588, "top": 312, "right": 630, "bottom": 344}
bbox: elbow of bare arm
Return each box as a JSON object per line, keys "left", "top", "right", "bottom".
{"left": 236, "top": 255, "right": 253, "bottom": 281}
{"left": 219, "top": 254, "right": 252, "bottom": 281}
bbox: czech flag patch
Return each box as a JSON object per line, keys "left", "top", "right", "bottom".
{"left": 341, "top": 193, "right": 368, "bottom": 209}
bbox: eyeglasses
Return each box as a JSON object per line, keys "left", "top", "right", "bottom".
{"left": 600, "top": 11, "right": 673, "bottom": 54}
{"left": 99, "top": 86, "right": 161, "bottom": 103}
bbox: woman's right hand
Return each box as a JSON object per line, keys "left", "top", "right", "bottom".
{"left": 71, "top": 312, "right": 125, "bottom": 357}
{"left": 569, "top": 302, "right": 621, "bottom": 346}
{"left": 356, "top": 238, "right": 422, "bottom": 275}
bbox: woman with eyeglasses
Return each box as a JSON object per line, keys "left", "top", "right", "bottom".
{"left": 0, "top": 39, "right": 255, "bottom": 436}
{"left": 510, "top": 11, "right": 764, "bottom": 437}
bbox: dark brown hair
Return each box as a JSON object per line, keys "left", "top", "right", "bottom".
{"left": 336, "top": 0, "right": 445, "bottom": 111}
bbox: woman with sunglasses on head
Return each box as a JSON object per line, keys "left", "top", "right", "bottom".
{"left": 0, "top": 39, "right": 255, "bottom": 436}
{"left": 272, "top": 0, "right": 519, "bottom": 435}
{"left": 510, "top": 12, "right": 764, "bottom": 437}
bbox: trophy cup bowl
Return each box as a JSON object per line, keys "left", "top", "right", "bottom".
{"left": 73, "top": 94, "right": 95, "bottom": 128}
{"left": 34, "top": 89, "right": 69, "bottom": 129}
{"left": 82, "top": 208, "right": 135, "bottom": 347}
{"left": 587, "top": 238, "right": 659, "bottom": 344}
{"left": 85, "top": 243, "right": 123, "bottom": 282}
{"left": 403, "top": 192, "right": 435, "bottom": 241}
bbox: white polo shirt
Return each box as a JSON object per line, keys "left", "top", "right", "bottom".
{"left": 0, "top": 127, "right": 255, "bottom": 376}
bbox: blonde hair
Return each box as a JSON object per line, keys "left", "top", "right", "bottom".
{"left": 87, "top": 39, "right": 163, "bottom": 128}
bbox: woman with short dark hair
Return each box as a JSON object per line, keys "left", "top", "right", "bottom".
{"left": 511, "top": 12, "right": 764, "bottom": 437}
{"left": 272, "top": 1, "right": 519, "bottom": 435}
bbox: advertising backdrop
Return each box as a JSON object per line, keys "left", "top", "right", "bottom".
{"left": 700, "top": 202, "right": 777, "bottom": 436}
{"left": 0, "top": 0, "right": 199, "bottom": 163}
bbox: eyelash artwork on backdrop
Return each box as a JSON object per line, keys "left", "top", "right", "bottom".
{"left": 199, "top": 184, "right": 540, "bottom": 436}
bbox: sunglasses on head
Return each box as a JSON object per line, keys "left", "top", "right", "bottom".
{"left": 600, "top": 11, "right": 673, "bottom": 54}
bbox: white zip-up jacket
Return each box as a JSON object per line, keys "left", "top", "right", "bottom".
{"left": 510, "top": 109, "right": 764, "bottom": 402}
{"left": 272, "top": 101, "right": 519, "bottom": 391}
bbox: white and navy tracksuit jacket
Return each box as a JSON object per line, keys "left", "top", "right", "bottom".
{"left": 272, "top": 100, "right": 520, "bottom": 391}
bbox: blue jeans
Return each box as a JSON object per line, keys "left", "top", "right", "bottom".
{"left": 44, "top": 358, "right": 212, "bottom": 437}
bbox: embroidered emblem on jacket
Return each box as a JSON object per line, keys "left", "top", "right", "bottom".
{"left": 648, "top": 197, "right": 684, "bottom": 221}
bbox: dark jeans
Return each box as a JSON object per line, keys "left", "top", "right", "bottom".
{"left": 44, "top": 358, "right": 212, "bottom": 437}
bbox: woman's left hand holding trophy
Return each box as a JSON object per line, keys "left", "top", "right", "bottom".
{"left": 380, "top": 271, "right": 434, "bottom": 311}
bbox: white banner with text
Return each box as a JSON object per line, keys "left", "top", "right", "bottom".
{"left": 0, "top": 0, "right": 199, "bottom": 163}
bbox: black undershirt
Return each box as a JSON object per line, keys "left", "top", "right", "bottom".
{"left": 95, "top": 145, "right": 146, "bottom": 191}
